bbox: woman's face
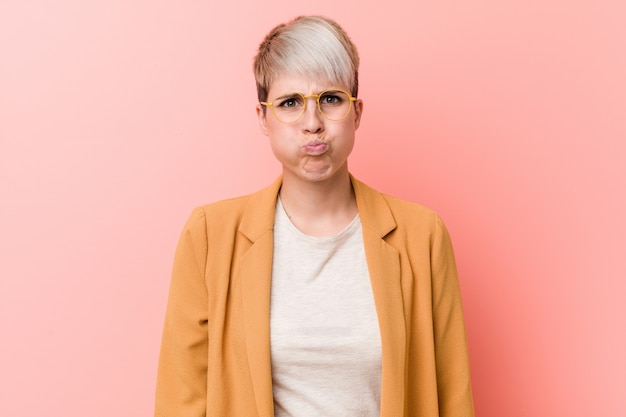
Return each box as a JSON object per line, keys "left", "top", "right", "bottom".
{"left": 256, "top": 73, "right": 363, "bottom": 185}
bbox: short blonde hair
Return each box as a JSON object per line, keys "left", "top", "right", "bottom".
{"left": 253, "top": 16, "right": 360, "bottom": 103}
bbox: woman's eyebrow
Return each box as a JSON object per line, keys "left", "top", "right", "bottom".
{"left": 273, "top": 92, "right": 302, "bottom": 100}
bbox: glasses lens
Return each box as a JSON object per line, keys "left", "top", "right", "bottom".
{"left": 272, "top": 93, "right": 305, "bottom": 123}
{"left": 318, "top": 90, "right": 352, "bottom": 121}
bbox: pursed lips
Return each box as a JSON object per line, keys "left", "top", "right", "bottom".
{"left": 302, "top": 140, "right": 329, "bottom": 155}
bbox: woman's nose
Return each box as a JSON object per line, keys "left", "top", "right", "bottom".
{"left": 301, "top": 100, "right": 324, "bottom": 133}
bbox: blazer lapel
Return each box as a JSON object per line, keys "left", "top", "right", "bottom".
{"left": 352, "top": 176, "right": 407, "bottom": 416}
{"left": 238, "top": 176, "right": 282, "bottom": 417}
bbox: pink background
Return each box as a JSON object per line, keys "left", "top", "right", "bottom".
{"left": 1, "top": 0, "right": 625, "bottom": 415}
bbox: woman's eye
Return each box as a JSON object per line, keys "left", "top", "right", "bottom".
{"left": 277, "top": 97, "right": 302, "bottom": 108}
{"left": 321, "top": 94, "right": 342, "bottom": 105}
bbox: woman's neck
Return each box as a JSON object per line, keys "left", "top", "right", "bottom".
{"left": 279, "top": 171, "right": 358, "bottom": 236}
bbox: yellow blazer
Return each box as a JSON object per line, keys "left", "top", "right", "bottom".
{"left": 155, "top": 175, "right": 474, "bottom": 417}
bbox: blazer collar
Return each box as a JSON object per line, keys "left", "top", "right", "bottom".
{"left": 350, "top": 174, "right": 397, "bottom": 238}
{"left": 238, "top": 174, "right": 398, "bottom": 242}
{"left": 239, "top": 176, "right": 283, "bottom": 242}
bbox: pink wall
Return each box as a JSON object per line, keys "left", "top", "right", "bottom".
{"left": 1, "top": 1, "right": 624, "bottom": 415}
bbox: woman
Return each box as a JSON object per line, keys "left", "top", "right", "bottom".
{"left": 155, "top": 15, "right": 474, "bottom": 417}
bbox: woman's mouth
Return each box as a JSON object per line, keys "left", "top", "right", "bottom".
{"left": 303, "top": 141, "right": 328, "bottom": 155}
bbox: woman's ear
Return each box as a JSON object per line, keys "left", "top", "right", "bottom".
{"left": 256, "top": 104, "right": 270, "bottom": 136}
{"left": 354, "top": 99, "right": 364, "bottom": 130}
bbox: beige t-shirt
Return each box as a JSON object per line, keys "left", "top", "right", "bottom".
{"left": 270, "top": 198, "right": 382, "bottom": 416}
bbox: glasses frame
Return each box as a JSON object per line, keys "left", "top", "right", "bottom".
{"left": 260, "top": 89, "right": 357, "bottom": 124}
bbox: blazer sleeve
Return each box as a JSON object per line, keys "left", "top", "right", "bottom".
{"left": 155, "top": 208, "right": 209, "bottom": 417}
{"left": 431, "top": 215, "right": 475, "bottom": 417}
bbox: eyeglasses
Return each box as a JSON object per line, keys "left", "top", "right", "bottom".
{"left": 260, "top": 89, "right": 357, "bottom": 124}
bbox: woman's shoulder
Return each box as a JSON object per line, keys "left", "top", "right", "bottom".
{"left": 352, "top": 176, "right": 440, "bottom": 223}
{"left": 197, "top": 194, "right": 253, "bottom": 217}
{"left": 185, "top": 177, "right": 282, "bottom": 230}
{"left": 380, "top": 194, "right": 448, "bottom": 241}
{"left": 381, "top": 192, "right": 437, "bottom": 217}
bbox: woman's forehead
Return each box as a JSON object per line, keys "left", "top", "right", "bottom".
{"left": 268, "top": 73, "right": 347, "bottom": 96}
